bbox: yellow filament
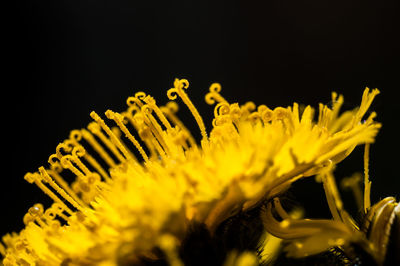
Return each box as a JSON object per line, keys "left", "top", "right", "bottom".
{"left": 131, "top": 112, "right": 167, "bottom": 158}
{"left": 87, "top": 122, "right": 126, "bottom": 163}
{"left": 322, "top": 173, "right": 343, "bottom": 222}
{"left": 90, "top": 111, "right": 132, "bottom": 161}
{"left": 47, "top": 169, "right": 87, "bottom": 208}
{"left": 34, "top": 217, "right": 47, "bottom": 228}
{"left": 68, "top": 132, "right": 112, "bottom": 181}
{"left": 111, "top": 127, "right": 137, "bottom": 161}
{"left": 148, "top": 133, "right": 168, "bottom": 158}
{"left": 123, "top": 111, "right": 157, "bottom": 157}
{"left": 144, "top": 96, "right": 173, "bottom": 131}
{"left": 71, "top": 147, "right": 91, "bottom": 175}
{"left": 167, "top": 79, "right": 208, "bottom": 142}
{"left": 61, "top": 155, "right": 85, "bottom": 179}
{"left": 39, "top": 167, "right": 85, "bottom": 213}
{"left": 82, "top": 152, "right": 111, "bottom": 182}
{"left": 81, "top": 129, "right": 117, "bottom": 168}
{"left": 161, "top": 102, "right": 197, "bottom": 148}
{"left": 364, "top": 143, "right": 372, "bottom": 213}
{"left": 49, "top": 203, "right": 70, "bottom": 222}
{"left": 55, "top": 211, "right": 69, "bottom": 222}
{"left": 326, "top": 172, "right": 344, "bottom": 210}
{"left": 25, "top": 173, "right": 74, "bottom": 216}
{"left": 43, "top": 208, "right": 57, "bottom": 224}
{"left": 105, "top": 110, "right": 149, "bottom": 163}
{"left": 322, "top": 172, "right": 359, "bottom": 230}
{"left": 140, "top": 106, "right": 171, "bottom": 155}
{"left": 141, "top": 131, "right": 166, "bottom": 158}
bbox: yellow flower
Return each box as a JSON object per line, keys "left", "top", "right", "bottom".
{"left": 1, "top": 79, "right": 380, "bottom": 265}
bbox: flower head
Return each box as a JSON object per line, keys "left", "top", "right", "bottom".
{"left": 1, "top": 79, "right": 381, "bottom": 265}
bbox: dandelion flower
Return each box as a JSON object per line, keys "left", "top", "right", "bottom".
{"left": 1, "top": 79, "right": 381, "bottom": 265}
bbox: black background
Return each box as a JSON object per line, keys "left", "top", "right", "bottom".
{"left": 2, "top": 0, "right": 399, "bottom": 237}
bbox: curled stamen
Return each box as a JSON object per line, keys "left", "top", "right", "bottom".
{"left": 167, "top": 79, "right": 208, "bottom": 143}
{"left": 55, "top": 141, "right": 74, "bottom": 160}
{"left": 127, "top": 92, "right": 147, "bottom": 108}
{"left": 205, "top": 83, "right": 227, "bottom": 105}
{"left": 273, "top": 107, "right": 289, "bottom": 121}
{"left": 229, "top": 103, "right": 242, "bottom": 121}
{"left": 259, "top": 105, "right": 274, "bottom": 124}
{"left": 69, "top": 130, "right": 82, "bottom": 143}
{"left": 214, "top": 102, "right": 230, "bottom": 118}
{"left": 241, "top": 101, "right": 256, "bottom": 113}
{"left": 48, "top": 154, "right": 63, "bottom": 173}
